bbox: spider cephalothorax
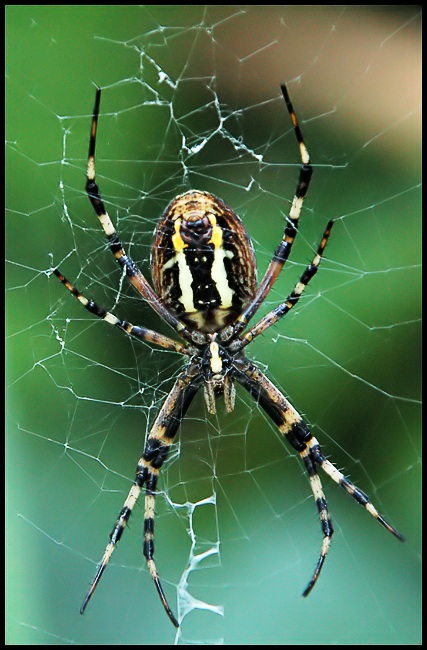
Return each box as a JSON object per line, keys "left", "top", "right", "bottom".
{"left": 54, "top": 84, "right": 403, "bottom": 628}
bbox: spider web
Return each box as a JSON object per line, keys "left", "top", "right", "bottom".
{"left": 6, "top": 6, "right": 421, "bottom": 646}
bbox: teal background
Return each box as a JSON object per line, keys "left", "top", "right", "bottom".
{"left": 6, "top": 6, "right": 421, "bottom": 645}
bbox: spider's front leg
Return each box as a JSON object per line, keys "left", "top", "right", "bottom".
{"left": 80, "top": 362, "right": 203, "bottom": 627}
{"left": 232, "top": 357, "right": 403, "bottom": 596}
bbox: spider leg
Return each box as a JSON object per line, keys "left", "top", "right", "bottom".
{"left": 233, "top": 84, "right": 313, "bottom": 337}
{"left": 85, "top": 88, "right": 194, "bottom": 344}
{"left": 232, "top": 357, "right": 404, "bottom": 596}
{"left": 313, "top": 444, "right": 404, "bottom": 541}
{"left": 238, "top": 220, "right": 333, "bottom": 350}
{"left": 80, "top": 362, "right": 203, "bottom": 627}
{"left": 53, "top": 269, "right": 192, "bottom": 354}
{"left": 299, "top": 445, "right": 333, "bottom": 596}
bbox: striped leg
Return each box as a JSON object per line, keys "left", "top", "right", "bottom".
{"left": 239, "top": 220, "right": 333, "bottom": 350}
{"left": 85, "top": 88, "right": 193, "bottom": 343}
{"left": 312, "top": 442, "right": 404, "bottom": 541}
{"left": 80, "top": 362, "right": 203, "bottom": 627}
{"left": 233, "top": 84, "right": 313, "bottom": 336}
{"left": 232, "top": 357, "right": 404, "bottom": 596}
{"left": 140, "top": 365, "right": 203, "bottom": 627}
{"left": 53, "top": 269, "right": 190, "bottom": 354}
{"left": 298, "top": 445, "right": 333, "bottom": 596}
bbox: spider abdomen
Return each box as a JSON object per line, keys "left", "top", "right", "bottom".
{"left": 151, "top": 190, "right": 257, "bottom": 332}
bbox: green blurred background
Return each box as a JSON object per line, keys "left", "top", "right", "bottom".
{"left": 6, "top": 6, "right": 421, "bottom": 645}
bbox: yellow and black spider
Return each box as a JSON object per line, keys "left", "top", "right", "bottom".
{"left": 54, "top": 85, "right": 403, "bottom": 628}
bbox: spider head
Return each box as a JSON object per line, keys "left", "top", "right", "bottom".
{"left": 200, "top": 336, "right": 236, "bottom": 414}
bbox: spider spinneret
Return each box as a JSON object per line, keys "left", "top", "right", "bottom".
{"left": 53, "top": 84, "right": 403, "bottom": 629}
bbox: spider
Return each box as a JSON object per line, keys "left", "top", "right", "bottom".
{"left": 54, "top": 84, "right": 403, "bottom": 628}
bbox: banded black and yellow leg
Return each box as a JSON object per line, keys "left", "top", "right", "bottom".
{"left": 53, "top": 269, "right": 190, "bottom": 354}
{"left": 307, "top": 439, "right": 405, "bottom": 541}
{"left": 84, "top": 87, "right": 194, "bottom": 343}
{"left": 232, "top": 357, "right": 404, "bottom": 596}
{"left": 140, "top": 364, "right": 204, "bottom": 626}
{"left": 142, "top": 467, "right": 178, "bottom": 626}
{"left": 232, "top": 357, "right": 333, "bottom": 593}
{"left": 233, "top": 83, "right": 313, "bottom": 337}
{"left": 80, "top": 362, "right": 203, "bottom": 626}
{"left": 299, "top": 446, "right": 333, "bottom": 596}
{"left": 80, "top": 480, "right": 143, "bottom": 615}
{"left": 239, "top": 220, "right": 333, "bottom": 349}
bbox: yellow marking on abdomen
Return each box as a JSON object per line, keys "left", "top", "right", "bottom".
{"left": 162, "top": 219, "right": 196, "bottom": 313}
{"left": 208, "top": 215, "right": 234, "bottom": 309}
